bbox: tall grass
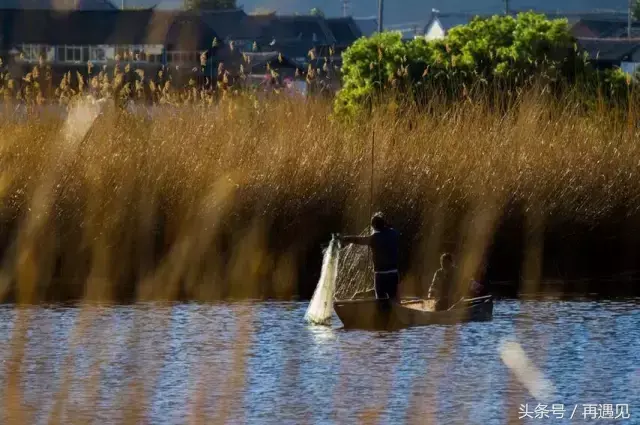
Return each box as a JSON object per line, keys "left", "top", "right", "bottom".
{"left": 1, "top": 88, "right": 640, "bottom": 303}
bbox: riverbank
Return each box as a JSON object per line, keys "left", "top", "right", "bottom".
{"left": 1, "top": 92, "right": 640, "bottom": 303}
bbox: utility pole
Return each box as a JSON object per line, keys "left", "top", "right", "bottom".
{"left": 377, "top": 0, "right": 384, "bottom": 33}
{"left": 504, "top": 0, "right": 510, "bottom": 15}
{"left": 342, "top": 0, "right": 350, "bottom": 17}
{"left": 629, "top": 0, "right": 633, "bottom": 38}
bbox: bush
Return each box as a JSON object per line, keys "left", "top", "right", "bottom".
{"left": 335, "top": 12, "right": 596, "bottom": 116}
{"left": 334, "top": 31, "right": 410, "bottom": 116}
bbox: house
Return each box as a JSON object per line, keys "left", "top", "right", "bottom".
{"left": 423, "top": 12, "right": 476, "bottom": 41}
{"left": 238, "top": 51, "right": 304, "bottom": 82}
{"left": 251, "top": 14, "right": 336, "bottom": 46}
{"left": 325, "top": 17, "right": 362, "bottom": 48}
{"left": 199, "top": 8, "right": 260, "bottom": 44}
{"left": 421, "top": 11, "right": 635, "bottom": 41}
{"left": 0, "top": 3, "right": 370, "bottom": 92}
{"left": 568, "top": 18, "right": 626, "bottom": 38}
{"left": 243, "top": 14, "right": 337, "bottom": 66}
{"left": 511, "top": 11, "right": 640, "bottom": 39}
{"left": 571, "top": 18, "right": 640, "bottom": 39}
{"left": 577, "top": 37, "right": 640, "bottom": 73}
{"left": 2, "top": 0, "right": 117, "bottom": 10}
{"left": 0, "top": 9, "right": 218, "bottom": 67}
{"left": 353, "top": 16, "right": 377, "bottom": 37}
{"left": 386, "top": 21, "right": 428, "bottom": 40}
{"left": 0, "top": 7, "right": 261, "bottom": 70}
{"left": 318, "top": 17, "right": 362, "bottom": 66}
{"left": 531, "top": 12, "right": 630, "bottom": 38}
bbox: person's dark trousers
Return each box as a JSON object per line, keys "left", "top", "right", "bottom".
{"left": 374, "top": 272, "right": 399, "bottom": 301}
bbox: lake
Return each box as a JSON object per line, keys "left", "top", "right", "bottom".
{"left": 0, "top": 298, "right": 638, "bottom": 424}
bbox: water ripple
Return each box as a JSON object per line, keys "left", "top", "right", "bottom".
{"left": 0, "top": 299, "right": 638, "bottom": 424}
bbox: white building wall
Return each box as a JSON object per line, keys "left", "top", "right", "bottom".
{"left": 621, "top": 61, "right": 640, "bottom": 75}
{"left": 16, "top": 43, "right": 171, "bottom": 64}
{"left": 425, "top": 19, "right": 446, "bottom": 41}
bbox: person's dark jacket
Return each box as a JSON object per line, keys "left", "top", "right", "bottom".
{"left": 342, "top": 227, "right": 399, "bottom": 272}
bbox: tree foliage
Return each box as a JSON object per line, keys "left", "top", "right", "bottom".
{"left": 335, "top": 12, "right": 593, "bottom": 116}
{"left": 184, "top": 0, "right": 236, "bottom": 10}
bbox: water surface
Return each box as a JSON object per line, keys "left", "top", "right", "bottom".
{"left": 0, "top": 299, "right": 638, "bottom": 424}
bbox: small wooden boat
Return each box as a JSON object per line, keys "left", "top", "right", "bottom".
{"left": 333, "top": 295, "right": 493, "bottom": 330}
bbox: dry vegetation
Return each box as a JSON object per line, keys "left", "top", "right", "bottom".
{"left": 1, "top": 88, "right": 640, "bottom": 303}
{"left": 0, "top": 77, "right": 639, "bottom": 425}
{"left": 2, "top": 16, "right": 638, "bottom": 425}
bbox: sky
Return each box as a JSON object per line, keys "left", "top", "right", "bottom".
{"left": 123, "top": 0, "right": 629, "bottom": 26}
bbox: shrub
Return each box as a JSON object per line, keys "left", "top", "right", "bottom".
{"left": 335, "top": 12, "right": 599, "bottom": 116}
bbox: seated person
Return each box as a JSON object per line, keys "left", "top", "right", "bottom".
{"left": 429, "top": 253, "right": 456, "bottom": 311}
{"left": 429, "top": 254, "right": 490, "bottom": 311}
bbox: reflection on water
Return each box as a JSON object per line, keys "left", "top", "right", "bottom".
{"left": 0, "top": 299, "right": 638, "bottom": 424}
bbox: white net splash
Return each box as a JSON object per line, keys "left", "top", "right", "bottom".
{"left": 304, "top": 236, "right": 341, "bottom": 325}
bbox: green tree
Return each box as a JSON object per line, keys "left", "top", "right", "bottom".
{"left": 634, "top": 0, "right": 640, "bottom": 21}
{"left": 310, "top": 8, "right": 325, "bottom": 17}
{"left": 335, "top": 12, "right": 582, "bottom": 116}
{"left": 184, "top": 0, "right": 236, "bottom": 10}
{"left": 334, "top": 31, "right": 410, "bottom": 116}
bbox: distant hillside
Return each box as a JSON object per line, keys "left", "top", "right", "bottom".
{"left": 133, "top": 0, "right": 628, "bottom": 26}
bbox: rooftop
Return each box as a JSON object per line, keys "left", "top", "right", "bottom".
{"left": 2, "top": 0, "right": 117, "bottom": 10}
{"left": 577, "top": 37, "right": 640, "bottom": 60}
{"left": 325, "top": 17, "right": 362, "bottom": 45}
{"left": 0, "top": 9, "right": 219, "bottom": 48}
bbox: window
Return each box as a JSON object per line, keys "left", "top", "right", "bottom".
{"left": 20, "top": 44, "right": 43, "bottom": 62}
{"left": 115, "top": 46, "right": 131, "bottom": 60}
{"left": 65, "top": 45, "right": 82, "bottom": 62}
{"left": 53, "top": 45, "right": 85, "bottom": 63}
{"left": 90, "top": 46, "right": 106, "bottom": 62}
{"left": 57, "top": 46, "right": 65, "bottom": 62}
{"left": 165, "top": 51, "right": 200, "bottom": 64}
{"left": 134, "top": 45, "right": 147, "bottom": 61}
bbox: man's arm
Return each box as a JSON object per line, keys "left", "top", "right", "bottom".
{"left": 340, "top": 235, "right": 372, "bottom": 246}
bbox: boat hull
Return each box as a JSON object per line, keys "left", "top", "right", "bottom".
{"left": 333, "top": 296, "right": 493, "bottom": 330}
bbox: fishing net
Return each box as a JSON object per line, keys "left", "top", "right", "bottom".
{"left": 334, "top": 228, "right": 374, "bottom": 300}
{"left": 304, "top": 235, "right": 341, "bottom": 325}
{"left": 305, "top": 228, "right": 376, "bottom": 325}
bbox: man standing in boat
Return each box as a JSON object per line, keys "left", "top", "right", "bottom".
{"left": 337, "top": 212, "right": 400, "bottom": 301}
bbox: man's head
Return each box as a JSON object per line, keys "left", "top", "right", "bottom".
{"left": 440, "top": 253, "right": 453, "bottom": 270}
{"left": 371, "top": 212, "right": 387, "bottom": 231}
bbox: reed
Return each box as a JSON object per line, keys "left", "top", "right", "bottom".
{"left": 0, "top": 65, "right": 638, "bottom": 425}
{"left": 0, "top": 87, "right": 639, "bottom": 303}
